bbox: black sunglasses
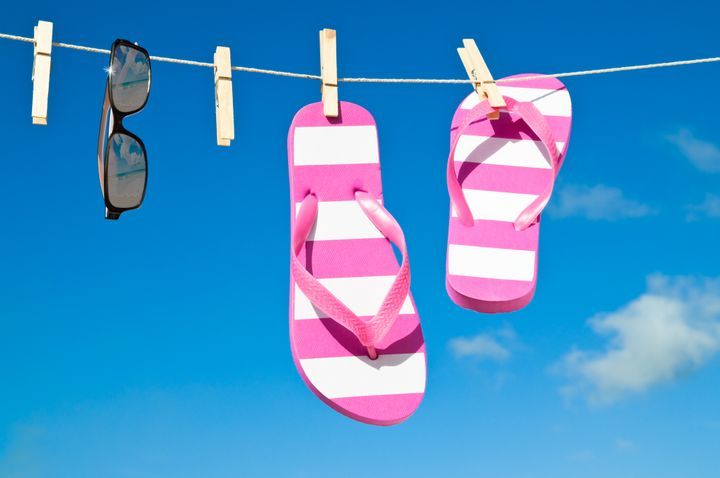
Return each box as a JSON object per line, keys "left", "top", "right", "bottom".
{"left": 97, "top": 39, "right": 152, "bottom": 220}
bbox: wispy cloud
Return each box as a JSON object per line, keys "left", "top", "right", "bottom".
{"left": 548, "top": 184, "right": 655, "bottom": 221}
{"left": 667, "top": 129, "right": 720, "bottom": 173}
{"left": 557, "top": 275, "right": 720, "bottom": 405}
{"left": 705, "top": 420, "right": 720, "bottom": 430}
{"left": 567, "top": 450, "right": 595, "bottom": 463}
{"left": 615, "top": 438, "right": 637, "bottom": 453}
{"left": 687, "top": 193, "right": 720, "bottom": 221}
{"left": 449, "top": 326, "right": 516, "bottom": 361}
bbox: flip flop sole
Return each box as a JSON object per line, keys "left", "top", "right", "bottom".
{"left": 288, "top": 102, "right": 426, "bottom": 425}
{"left": 446, "top": 75, "right": 572, "bottom": 313}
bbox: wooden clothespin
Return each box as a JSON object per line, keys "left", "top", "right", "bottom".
{"left": 214, "top": 46, "right": 235, "bottom": 146}
{"left": 31, "top": 20, "right": 53, "bottom": 125}
{"left": 319, "top": 28, "right": 338, "bottom": 117}
{"left": 457, "top": 39, "right": 505, "bottom": 120}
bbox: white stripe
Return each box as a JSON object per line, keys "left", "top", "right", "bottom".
{"left": 293, "top": 125, "right": 378, "bottom": 166}
{"left": 455, "top": 135, "right": 565, "bottom": 169}
{"left": 296, "top": 200, "right": 383, "bottom": 241}
{"left": 460, "top": 86, "right": 571, "bottom": 117}
{"left": 448, "top": 244, "right": 535, "bottom": 281}
{"left": 299, "top": 352, "right": 426, "bottom": 399}
{"left": 294, "top": 275, "right": 415, "bottom": 320}
{"left": 451, "top": 189, "right": 539, "bottom": 222}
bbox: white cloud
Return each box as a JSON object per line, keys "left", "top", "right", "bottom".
{"left": 548, "top": 184, "right": 655, "bottom": 221}
{"left": 449, "top": 326, "right": 516, "bottom": 361}
{"left": 687, "top": 193, "right": 720, "bottom": 221}
{"left": 558, "top": 275, "right": 720, "bottom": 405}
{"left": 667, "top": 129, "right": 720, "bottom": 173}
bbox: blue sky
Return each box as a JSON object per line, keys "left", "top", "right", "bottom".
{"left": 1, "top": 0, "right": 720, "bottom": 476}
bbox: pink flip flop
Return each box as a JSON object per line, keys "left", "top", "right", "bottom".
{"left": 288, "top": 101, "right": 426, "bottom": 426}
{"left": 446, "top": 75, "right": 572, "bottom": 313}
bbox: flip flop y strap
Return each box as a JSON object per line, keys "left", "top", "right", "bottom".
{"left": 291, "top": 191, "right": 411, "bottom": 359}
{"left": 447, "top": 96, "right": 562, "bottom": 231}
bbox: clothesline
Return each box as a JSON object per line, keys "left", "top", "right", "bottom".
{"left": 1, "top": 31, "right": 720, "bottom": 84}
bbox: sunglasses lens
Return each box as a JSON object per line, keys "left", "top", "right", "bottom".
{"left": 111, "top": 45, "right": 150, "bottom": 113}
{"left": 106, "top": 133, "right": 146, "bottom": 209}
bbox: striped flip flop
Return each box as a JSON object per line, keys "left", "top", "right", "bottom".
{"left": 288, "top": 101, "right": 426, "bottom": 426}
{"left": 446, "top": 75, "right": 572, "bottom": 313}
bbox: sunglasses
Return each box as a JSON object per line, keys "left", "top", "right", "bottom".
{"left": 97, "top": 39, "right": 151, "bottom": 220}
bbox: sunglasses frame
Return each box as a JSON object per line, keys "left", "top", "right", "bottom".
{"left": 97, "top": 39, "right": 152, "bottom": 220}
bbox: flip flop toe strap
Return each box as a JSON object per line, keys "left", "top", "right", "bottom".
{"left": 291, "top": 191, "right": 411, "bottom": 358}
{"left": 447, "top": 96, "right": 562, "bottom": 230}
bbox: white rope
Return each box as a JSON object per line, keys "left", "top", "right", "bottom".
{"left": 342, "top": 57, "right": 720, "bottom": 83}
{"left": 53, "top": 41, "right": 110, "bottom": 55}
{"left": 0, "top": 33, "right": 34, "bottom": 44}
{"left": 2, "top": 31, "right": 719, "bottom": 84}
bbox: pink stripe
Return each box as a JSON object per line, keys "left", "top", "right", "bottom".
{"left": 330, "top": 393, "right": 424, "bottom": 426}
{"left": 456, "top": 162, "right": 554, "bottom": 195}
{"left": 290, "top": 101, "right": 376, "bottom": 127}
{"left": 497, "top": 73, "right": 569, "bottom": 90}
{"left": 297, "top": 238, "right": 400, "bottom": 278}
{"left": 448, "top": 217, "right": 540, "bottom": 251}
{"left": 291, "top": 164, "right": 383, "bottom": 202}
{"left": 447, "top": 274, "right": 536, "bottom": 301}
{"left": 446, "top": 277, "right": 536, "bottom": 314}
{"left": 452, "top": 115, "right": 572, "bottom": 143}
{"left": 292, "top": 314, "right": 425, "bottom": 359}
